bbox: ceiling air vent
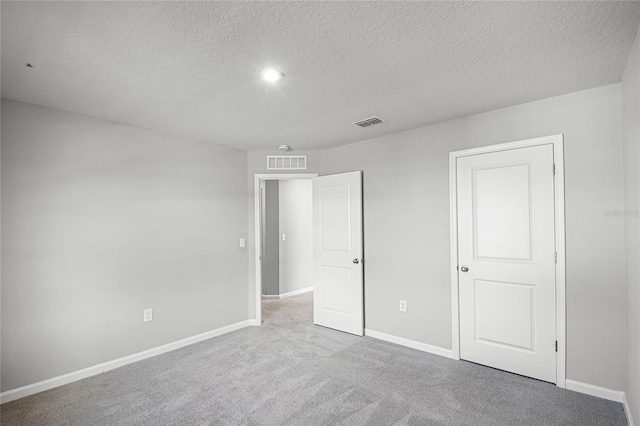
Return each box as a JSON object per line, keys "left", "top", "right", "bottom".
{"left": 353, "top": 116, "right": 386, "bottom": 128}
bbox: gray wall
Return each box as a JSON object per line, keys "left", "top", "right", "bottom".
{"left": 321, "top": 84, "right": 627, "bottom": 391}
{"left": 1, "top": 100, "right": 248, "bottom": 392}
{"left": 622, "top": 22, "right": 640, "bottom": 423}
{"left": 262, "top": 180, "right": 280, "bottom": 296}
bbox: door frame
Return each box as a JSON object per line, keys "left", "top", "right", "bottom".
{"left": 449, "top": 134, "right": 566, "bottom": 388}
{"left": 254, "top": 173, "right": 318, "bottom": 324}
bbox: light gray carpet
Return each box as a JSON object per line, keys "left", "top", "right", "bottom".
{"left": 1, "top": 292, "right": 627, "bottom": 425}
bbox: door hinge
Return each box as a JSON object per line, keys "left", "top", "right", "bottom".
{"left": 553, "top": 164, "right": 556, "bottom": 175}
{"left": 554, "top": 252, "right": 557, "bottom": 263}
{"left": 555, "top": 341, "right": 558, "bottom": 352}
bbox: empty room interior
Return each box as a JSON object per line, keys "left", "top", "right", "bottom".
{"left": 2, "top": 1, "right": 640, "bottom": 425}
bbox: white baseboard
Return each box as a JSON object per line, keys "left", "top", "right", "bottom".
{"left": 365, "top": 329, "right": 454, "bottom": 359}
{"left": 262, "top": 286, "right": 313, "bottom": 300}
{"left": 0, "top": 319, "right": 253, "bottom": 404}
{"left": 566, "top": 380, "right": 634, "bottom": 426}
{"left": 280, "top": 286, "right": 313, "bottom": 299}
{"left": 565, "top": 379, "right": 625, "bottom": 402}
{"left": 623, "top": 393, "right": 636, "bottom": 426}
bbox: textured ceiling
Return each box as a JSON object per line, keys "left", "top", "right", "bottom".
{"left": 2, "top": 1, "right": 639, "bottom": 151}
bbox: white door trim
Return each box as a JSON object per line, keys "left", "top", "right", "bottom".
{"left": 253, "top": 174, "right": 318, "bottom": 324}
{"left": 449, "top": 134, "right": 566, "bottom": 388}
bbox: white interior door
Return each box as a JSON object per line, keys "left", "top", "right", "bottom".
{"left": 457, "top": 144, "right": 557, "bottom": 383}
{"left": 313, "top": 171, "right": 363, "bottom": 336}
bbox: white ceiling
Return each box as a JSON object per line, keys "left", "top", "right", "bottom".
{"left": 2, "top": 1, "right": 639, "bottom": 152}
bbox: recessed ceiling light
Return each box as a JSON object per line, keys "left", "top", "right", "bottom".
{"left": 262, "top": 68, "right": 283, "bottom": 82}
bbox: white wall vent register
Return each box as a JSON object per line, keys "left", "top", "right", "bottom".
{"left": 267, "top": 155, "right": 307, "bottom": 170}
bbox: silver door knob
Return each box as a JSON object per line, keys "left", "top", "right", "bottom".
{"left": 460, "top": 265, "right": 469, "bottom": 272}
{"left": 353, "top": 259, "right": 360, "bottom": 264}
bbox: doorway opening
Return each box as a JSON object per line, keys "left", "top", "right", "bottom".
{"left": 254, "top": 174, "right": 317, "bottom": 325}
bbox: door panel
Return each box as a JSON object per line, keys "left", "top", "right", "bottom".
{"left": 474, "top": 280, "right": 534, "bottom": 350}
{"left": 320, "top": 184, "right": 351, "bottom": 251}
{"left": 457, "top": 144, "right": 556, "bottom": 383}
{"left": 475, "top": 164, "right": 532, "bottom": 260}
{"left": 313, "top": 171, "right": 363, "bottom": 336}
{"left": 321, "top": 266, "right": 352, "bottom": 314}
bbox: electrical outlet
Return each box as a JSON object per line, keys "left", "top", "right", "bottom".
{"left": 143, "top": 308, "right": 153, "bottom": 322}
{"left": 399, "top": 300, "right": 407, "bottom": 312}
